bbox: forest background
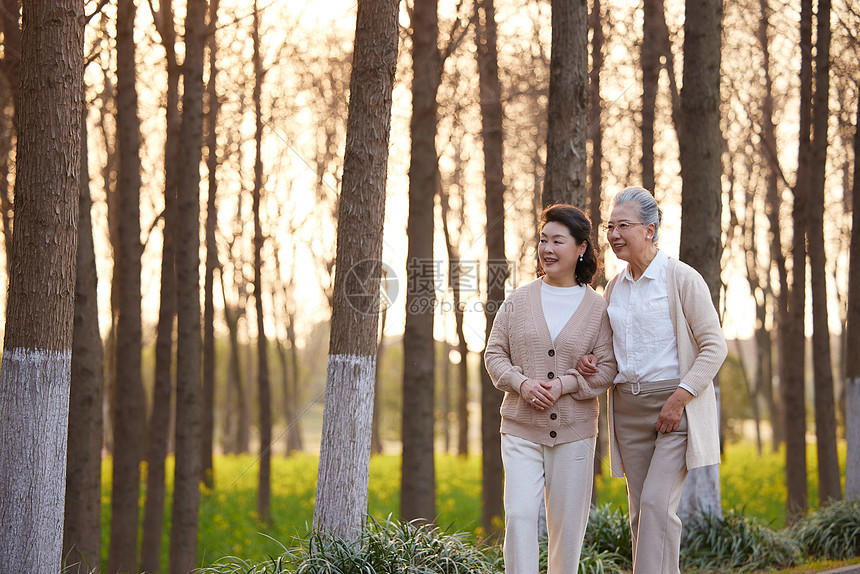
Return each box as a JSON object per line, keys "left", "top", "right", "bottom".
{"left": 0, "top": 0, "right": 858, "bottom": 571}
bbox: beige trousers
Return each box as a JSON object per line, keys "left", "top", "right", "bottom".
{"left": 501, "top": 433, "right": 595, "bottom": 574}
{"left": 613, "top": 383, "right": 688, "bottom": 574}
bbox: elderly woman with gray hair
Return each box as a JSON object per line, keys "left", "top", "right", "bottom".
{"left": 577, "top": 186, "right": 727, "bottom": 574}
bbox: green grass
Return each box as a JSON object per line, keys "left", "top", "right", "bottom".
{"left": 99, "top": 441, "right": 847, "bottom": 569}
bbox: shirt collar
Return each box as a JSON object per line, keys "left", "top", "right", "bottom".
{"left": 622, "top": 249, "right": 667, "bottom": 282}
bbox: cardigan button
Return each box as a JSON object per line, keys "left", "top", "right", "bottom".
{"left": 550, "top": 431, "right": 557, "bottom": 438}
{"left": 548, "top": 349, "right": 555, "bottom": 356}
{"left": 547, "top": 372, "right": 555, "bottom": 379}
{"left": 550, "top": 413, "right": 557, "bottom": 420}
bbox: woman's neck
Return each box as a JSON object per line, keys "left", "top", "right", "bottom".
{"left": 628, "top": 246, "right": 659, "bottom": 281}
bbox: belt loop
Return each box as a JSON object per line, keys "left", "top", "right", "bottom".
{"left": 632, "top": 382, "right": 641, "bottom": 395}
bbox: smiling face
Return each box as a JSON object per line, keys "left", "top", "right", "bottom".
{"left": 539, "top": 221, "right": 586, "bottom": 287}
{"left": 606, "top": 202, "right": 653, "bottom": 263}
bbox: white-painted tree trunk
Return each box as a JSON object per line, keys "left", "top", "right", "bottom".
{"left": 0, "top": 349, "right": 72, "bottom": 572}
{"left": 313, "top": 354, "right": 376, "bottom": 539}
{"left": 846, "top": 377, "right": 860, "bottom": 500}
{"left": 678, "top": 464, "right": 721, "bottom": 528}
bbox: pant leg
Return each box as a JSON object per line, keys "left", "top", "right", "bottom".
{"left": 544, "top": 436, "right": 595, "bottom": 574}
{"left": 613, "top": 387, "right": 688, "bottom": 574}
{"left": 502, "top": 434, "right": 546, "bottom": 574}
{"left": 634, "top": 413, "right": 688, "bottom": 574}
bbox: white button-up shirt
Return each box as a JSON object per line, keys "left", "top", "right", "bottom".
{"left": 608, "top": 250, "right": 695, "bottom": 395}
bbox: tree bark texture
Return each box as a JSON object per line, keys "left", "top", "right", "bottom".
{"left": 141, "top": 1, "right": 180, "bottom": 568}
{"left": 201, "top": 0, "right": 221, "bottom": 490}
{"left": 845, "top": 96, "right": 860, "bottom": 501}
{"left": 63, "top": 105, "right": 104, "bottom": 574}
{"left": 783, "top": 0, "right": 814, "bottom": 521}
{"left": 758, "top": 0, "right": 786, "bottom": 452}
{"left": 588, "top": 0, "right": 604, "bottom": 286}
{"left": 108, "top": 0, "right": 145, "bottom": 569}
{"left": 541, "top": 0, "right": 588, "bottom": 209}
{"left": 807, "top": 0, "right": 841, "bottom": 505}
{"left": 640, "top": 0, "right": 662, "bottom": 192}
{"left": 252, "top": 0, "right": 272, "bottom": 523}
{"left": 0, "top": 0, "right": 82, "bottom": 569}
{"left": 477, "top": 0, "right": 506, "bottom": 537}
{"left": 401, "top": 0, "right": 439, "bottom": 523}
{"left": 312, "top": 0, "right": 399, "bottom": 540}
{"left": 169, "top": 0, "right": 206, "bottom": 569}
{"left": 677, "top": 0, "right": 723, "bottom": 523}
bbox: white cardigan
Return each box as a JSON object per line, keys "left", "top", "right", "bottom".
{"left": 606, "top": 257, "right": 728, "bottom": 476}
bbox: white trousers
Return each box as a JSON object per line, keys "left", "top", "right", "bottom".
{"left": 501, "top": 433, "right": 595, "bottom": 574}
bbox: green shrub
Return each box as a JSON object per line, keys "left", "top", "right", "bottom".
{"left": 203, "top": 516, "right": 504, "bottom": 574}
{"left": 584, "top": 504, "right": 633, "bottom": 569}
{"left": 681, "top": 510, "right": 800, "bottom": 572}
{"left": 793, "top": 498, "right": 860, "bottom": 561}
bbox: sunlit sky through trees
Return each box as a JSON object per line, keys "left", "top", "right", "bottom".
{"left": 3, "top": 0, "right": 854, "bottom": 352}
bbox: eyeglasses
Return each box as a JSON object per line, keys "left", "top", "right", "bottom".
{"left": 601, "top": 222, "right": 644, "bottom": 233}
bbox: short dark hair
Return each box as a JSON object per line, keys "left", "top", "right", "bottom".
{"left": 538, "top": 204, "right": 601, "bottom": 286}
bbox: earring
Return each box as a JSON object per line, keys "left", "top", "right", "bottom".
{"left": 579, "top": 254, "right": 583, "bottom": 262}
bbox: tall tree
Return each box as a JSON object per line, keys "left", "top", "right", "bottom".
{"left": 640, "top": 0, "right": 662, "bottom": 192}
{"left": 476, "top": 0, "right": 505, "bottom": 537}
{"left": 541, "top": 0, "right": 588, "bottom": 208}
{"left": 676, "top": 0, "right": 723, "bottom": 523}
{"left": 108, "top": 0, "right": 146, "bottom": 568}
{"left": 588, "top": 0, "right": 604, "bottom": 282}
{"left": 141, "top": 0, "right": 181, "bottom": 568}
{"left": 201, "top": 0, "right": 221, "bottom": 489}
{"left": 758, "top": 0, "right": 786, "bottom": 452}
{"left": 0, "top": 0, "right": 83, "bottom": 568}
{"left": 807, "top": 0, "right": 841, "bottom": 505}
{"left": 169, "top": 0, "right": 207, "bottom": 568}
{"left": 313, "top": 0, "right": 399, "bottom": 540}
{"left": 63, "top": 103, "right": 103, "bottom": 574}
{"left": 401, "top": 0, "right": 440, "bottom": 523}
{"left": 252, "top": 0, "right": 273, "bottom": 524}
{"left": 783, "top": 0, "right": 814, "bottom": 521}
{"left": 845, "top": 96, "right": 860, "bottom": 501}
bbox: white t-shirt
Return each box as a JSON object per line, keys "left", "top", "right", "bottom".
{"left": 540, "top": 280, "right": 586, "bottom": 341}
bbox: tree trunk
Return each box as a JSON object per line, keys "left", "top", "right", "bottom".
{"left": 141, "top": 1, "right": 180, "bottom": 569}
{"left": 63, "top": 103, "right": 103, "bottom": 574}
{"left": 109, "top": 0, "right": 145, "bottom": 568}
{"left": 401, "top": 0, "right": 439, "bottom": 523}
{"left": 477, "top": 0, "right": 505, "bottom": 537}
{"left": 0, "top": 0, "right": 82, "bottom": 568}
{"left": 783, "top": 0, "right": 814, "bottom": 522}
{"left": 541, "top": 0, "right": 587, "bottom": 208}
{"left": 845, "top": 96, "right": 860, "bottom": 501}
{"left": 285, "top": 308, "right": 304, "bottom": 453}
{"left": 440, "top": 182, "right": 467, "bottom": 456}
{"left": 312, "top": 0, "right": 398, "bottom": 540}
{"left": 168, "top": 0, "right": 206, "bottom": 568}
{"left": 589, "top": 0, "right": 605, "bottom": 495}
{"left": 201, "top": 0, "right": 221, "bottom": 490}
{"left": 588, "top": 0, "right": 604, "bottom": 283}
{"left": 677, "top": 0, "right": 723, "bottom": 523}
{"left": 758, "top": 0, "right": 786, "bottom": 452}
{"left": 252, "top": 0, "right": 272, "bottom": 524}
{"left": 807, "top": 0, "right": 841, "bottom": 505}
{"left": 641, "top": 0, "right": 662, "bottom": 192}
{"left": 371, "top": 308, "right": 386, "bottom": 455}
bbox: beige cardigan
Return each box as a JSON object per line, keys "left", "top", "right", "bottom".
{"left": 485, "top": 279, "right": 617, "bottom": 446}
{"left": 606, "top": 257, "right": 728, "bottom": 476}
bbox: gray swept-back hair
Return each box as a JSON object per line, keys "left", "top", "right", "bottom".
{"left": 612, "top": 186, "right": 663, "bottom": 244}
